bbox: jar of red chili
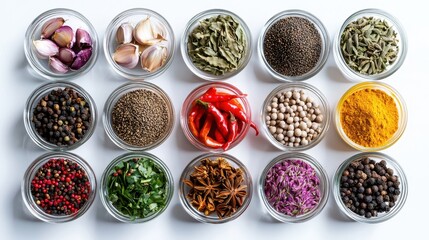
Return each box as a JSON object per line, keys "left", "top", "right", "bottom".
{"left": 180, "top": 82, "right": 257, "bottom": 152}
{"left": 21, "top": 152, "right": 96, "bottom": 223}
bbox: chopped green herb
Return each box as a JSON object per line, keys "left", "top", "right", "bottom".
{"left": 107, "top": 157, "right": 169, "bottom": 220}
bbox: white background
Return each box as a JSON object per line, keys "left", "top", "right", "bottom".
{"left": 0, "top": 0, "right": 426, "bottom": 239}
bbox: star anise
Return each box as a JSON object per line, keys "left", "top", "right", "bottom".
{"left": 216, "top": 175, "right": 247, "bottom": 213}
{"left": 194, "top": 177, "right": 220, "bottom": 200}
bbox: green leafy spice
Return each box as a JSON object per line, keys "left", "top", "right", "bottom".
{"left": 107, "top": 157, "right": 168, "bottom": 220}
{"left": 187, "top": 15, "right": 247, "bottom": 75}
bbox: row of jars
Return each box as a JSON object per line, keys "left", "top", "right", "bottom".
{"left": 25, "top": 8, "right": 407, "bottom": 82}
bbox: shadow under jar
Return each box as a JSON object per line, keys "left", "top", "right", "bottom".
{"left": 104, "top": 8, "right": 175, "bottom": 81}
{"left": 259, "top": 152, "right": 329, "bottom": 223}
{"left": 24, "top": 8, "right": 98, "bottom": 81}
{"left": 180, "top": 82, "right": 257, "bottom": 152}
{"left": 24, "top": 81, "right": 97, "bottom": 151}
{"left": 333, "top": 8, "right": 407, "bottom": 81}
{"left": 99, "top": 152, "right": 174, "bottom": 223}
{"left": 21, "top": 152, "right": 96, "bottom": 223}
{"left": 335, "top": 81, "right": 407, "bottom": 151}
{"left": 103, "top": 82, "right": 174, "bottom": 151}
{"left": 333, "top": 152, "right": 408, "bottom": 223}
{"left": 261, "top": 82, "right": 330, "bottom": 151}
{"left": 179, "top": 153, "right": 253, "bottom": 223}
{"left": 181, "top": 9, "right": 252, "bottom": 81}
{"left": 258, "top": 9, "right": 330, "bottom": 81}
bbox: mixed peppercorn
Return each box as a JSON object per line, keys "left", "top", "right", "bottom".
{"left": 188, "top": 87, "right": 258, "bottom": 150}
{"left": 31, "top": 158, "right": 91, "bottom": 216}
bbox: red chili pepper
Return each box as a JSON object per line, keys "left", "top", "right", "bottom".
{"left": 196, "top": 100, "right": 229, "bottom": 137}
{"left": 216, "top": 101, "right": 259, "bottom": 136}
{"left": 194, "top": 107, "right": 205, "bottom": 131}
{"left": 223, "top": 112, "right": 238, "bottom": 151}
{"left": 188, "top": 104, "right": 202, "bottom": 138}
{"left": 199, "top": 114, "right": 223, "bottom": 148}
{"left": 200, "top": 93, "right": 248, "bottom": 103}
{"left": 214, "top": 128, "right": 226, "bottom": 143}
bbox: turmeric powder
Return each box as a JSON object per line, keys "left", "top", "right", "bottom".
{"left": 340, "top": 88, "right": 398, "bottom": 148}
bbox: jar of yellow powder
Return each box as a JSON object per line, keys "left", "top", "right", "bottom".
{"left": 335, "top": 82, "right": 407, "bottom": 151}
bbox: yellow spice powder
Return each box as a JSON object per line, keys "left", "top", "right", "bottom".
{"left": 340, "top": 88, "right": 399, "bottom": 148}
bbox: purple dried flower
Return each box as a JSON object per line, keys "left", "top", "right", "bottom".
{"left": 264, "top": 159, "right": 321, "bottom": 216}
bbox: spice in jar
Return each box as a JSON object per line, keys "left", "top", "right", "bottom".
{"left": 263, "top": 16, "right": 322, "bottom": 77}
{"left": 183, "top": 157, "right": 248, "bottom": 219}
{"left": 187, "top": 14, "right": 248, "bottom": 75}
{"left": 112, "top": 89, "right": 170, "bottom": 147}
{"left": 106, "top": 157, "right": 169, "bottom": 220}
{"left": 112, "top": 17, "right": 169, "bottom": 72}
{"left": 339, "top": 88, "right": 398, "bottom": 148}
{"left": 32, "top": 87, "right": 93, "bottom": 147}
{"left": 265, "top": 89, "right": 324, "bottom": 147}
{"left": 33, "top": 17, "right": 93, "bottom": 73}
{"left": 31, "top": 158, "right": 91, "bottom": 215}
{"left": 340, "top": 16, "right": 399, "bottom": 75}
{"left": 188, "top": 87, "right": 258, "bottom": 150}
{"left": 264, "top": 159, "right": 321, "bottom": 216}
{"left": 340, "top": 157, "right": 401, "bottom": 218}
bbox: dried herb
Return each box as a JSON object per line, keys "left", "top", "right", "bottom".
{"left": 340, "top": 16, "right": 399, "bottom": 75}
{"left": 183, "top": 157, "right": 247, "bottom": 218}
{"left": 187, "top": 15, "right": 247, "bottom": 75}
{"left": 107, "top": 157, "right": 168, "bottom": 220}
{"left": 264, "top": 159, "right": 321, "bottom": 216}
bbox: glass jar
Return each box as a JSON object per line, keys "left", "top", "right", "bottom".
{"left": 332, "top": 152, "right": 408, "bottom": 223}
{"left": 259, "top": 152, "right": 329, "bottom": 223}
{"left": 21, "top": 152, "right": 96, "bottom": 223}
{"left": 24, "top": 8, "right": 98, "bottom": 80}
{"left": 181, "top": 9, "right": 252, "bottom": 81}
{"left": 258, "top": 9, "right": 330, "bottom": 81}
{"left": 333, "top": 9, "right": 407, "bottom": 81}
{"left": 261, "top": 82, "right": 330, "bottom": 151}
{"left": 180, "top": 82, "right": 252, "bottom": 152}
{"left": 103, "top": 82, "right": 174, "bottom": 151}
{"left": 99, "top": 152, "right": 174, "bottom": 223}
{"left": 24, "top": 81, "right": 97, "bottom": 151}
{"left": 104, "top": 8, "right": 175, "bottom": 81}
{"left": 335, "top": 81, "right": 407, "bottom": 151}
{"left": 179, "top": 153, "right": 253, "bottom": 223}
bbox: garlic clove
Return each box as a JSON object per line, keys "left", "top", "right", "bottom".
{"left": 58, "top": 48, "right": 76, "bottom": 65}
{"left": 133, "top": 17, "right": 164, "bottom": 45}
{"left": 52, "top": 26, "right": 74, "bottom": 48}
{"left": 75, "top": 28, "right": 92, "bottom": 49}
{"left": 113, "top": 43, "right": 139, "bottom": 69}
{"left": 49, "top": 57, "right": 69, "bottom": 73}
{"left": 151, "top": 20, "right": 167, "bottom": 40}
{"left": 140, "top": 45, "right": 167, "bottom": 72}
{"left": 41, "top": 17, "right": 65, "bottom": 39}
{"left": 33, "top": 39, "right": 59, "bottom": 59}
{"left": 70, "top": 48, "right": 92, "bottom": 70}
{"left": 116, "top": 22, "right": 134, "bottom": 44}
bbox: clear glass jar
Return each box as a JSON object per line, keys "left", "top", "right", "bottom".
{"left": 24, "top": 81, "right": 97, "bottom": 151}
{"left": 333, "top": 152, "right": 408, "bottom": 223}
{"left": 24, "top": 8, "right": 98, "bottom": 81}
{"left": 261, "top": 82, "right": 330, "bottom": 151}
{"left": 179, "top": 153, "right": 253, "bottom": 223}
{"left": 181, "top": 9, "right": 252, "bottom": 81}
{"left": 258, "top": 10, "right": 330, "bottom": 81}
{"left": 104, "top": 8, "right": 175, "bottom": 81}
{"left": 335, "top": 81, "right": 407, "bottom": 151}
{"left": 21, "top": 152, "right": 96, "bottom": 223}
{"left": 333, "top": 9, "right": 408, "bottom": 81}
{"left": 99, "top": 152, "right": 174, "bottom": 223}
{"left": 103, "top": 82, "right": 174, "bottom": 151}
{"left": 259, "top": 152, "right": 329, "bottom": 223}
{"left": 180, "top": 82, "right": 251, "bottom": 152}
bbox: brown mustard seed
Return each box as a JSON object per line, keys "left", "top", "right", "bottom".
{"left": 112, "top": 89, "right": 169, "bottom": 147}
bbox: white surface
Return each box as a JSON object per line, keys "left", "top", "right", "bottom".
{"left": 0, "top": 0, "right": 426, "bottom": 239}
